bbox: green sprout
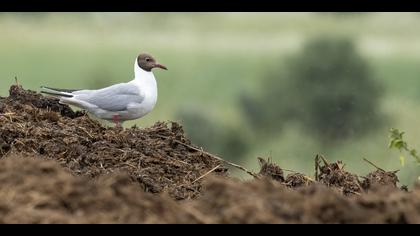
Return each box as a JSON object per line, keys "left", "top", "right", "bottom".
{"left": 389, "top": 128, "right": 420, "bottom": 166}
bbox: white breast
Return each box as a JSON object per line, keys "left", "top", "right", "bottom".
{"left": 129, "top": 60, "right": 158, "bottom": 118}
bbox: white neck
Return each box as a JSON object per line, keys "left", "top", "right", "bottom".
{"left": 132, "top": 58, "right": 158, "bottom": 102}
{"left": 126, "top": 58, "right": 159, "bottom": 116}
{"left": 133, "top": 59, "right": 157, "bottom": 86}
{"left": 134, "top": 59, "right": 154, "bottom": 80}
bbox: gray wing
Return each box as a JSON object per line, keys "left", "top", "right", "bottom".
{"left": 73, "top": 83, "right": 145, "bottom": 111}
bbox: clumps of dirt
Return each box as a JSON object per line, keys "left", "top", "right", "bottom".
{"left": 361, "top": 169, "right": 400, "bottom": 190}
{"left": 315, "top": 156, "right": 363, "bottom": 195}
{"left": 0, "top": 156, "right": 201, "bottom": 223}
{"left": 257, "top": 157, "right": 284, "bottom": 181}
{"left": 189, "top": 176, "right": 420, "bottom": 223}
{"left": 2, "top": 156, "right": 419, "bottom": 224}
{"left": 8, "top": 84, "right": 85, "bottom": 119}
{"left": 284, "top": 173, "right": 313, "bottom": 188}
{"left": 256, "top": 156, "right": 403, "bottom": 194}
{"left": 0, "top": 85, "right": 225, "bottom": 200}
{"left": 257, "top": 157, "right": 313, "bottom": 188}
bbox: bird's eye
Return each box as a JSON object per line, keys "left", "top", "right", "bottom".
{"left": 145, "top": 58, "right": 150, "bottom": 62}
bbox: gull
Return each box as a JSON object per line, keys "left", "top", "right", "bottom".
{"left": 41, "top": 53, "right": 167, "bottom": 127}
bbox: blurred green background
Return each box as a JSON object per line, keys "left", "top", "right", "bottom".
{"left": 1, "top": 12, "right": 420, "bottom": 185}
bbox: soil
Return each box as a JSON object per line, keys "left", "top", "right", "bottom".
{"left": 1, "top": 84, "right": 420, "bottom": 224}
{"left": 1, "top": 85, "right": 226, "bottom": 200}
{"left": 0, "top": 156, "right": 197, "bottom": 223}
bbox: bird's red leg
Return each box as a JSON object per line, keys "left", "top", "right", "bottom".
{"left": 112, "top": 115, "right": 122, "bottom": 128}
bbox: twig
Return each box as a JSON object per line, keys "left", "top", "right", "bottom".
{"left": 78, "top": 126, "right": 94, "bottom": 139}
{"left": 192, "top": 164, "right": 221, "bottom": 183}
{"left": 0, "top": 112, "right": 15, "bottom": 117}
{"left": 122, "top": 162, "right": 137, "bottom": 169}
{"left": 304, "top": 175, "right": 315, "bottom": 182}
{"left": 12, "top": 139, "right": 25, "bottom": 146}
{"left": 172, "top": 158, "right": 192, "bottom": 166}
{"left": 258, "top": 157, "right": 300, "bottom": 174}
{"left": 356, "top": 181, "right": 365, "bottom": 194}
{"left": 319, "top": 154, "right": 329, "bottom": 166}
{"left": 155, "top": 135, "right": 259, "bottom": 179}
{"left": 318, "top": 154, "right": 333, "bottom": 179}
{"left": 363, "top": 158, "right": 385, "bottom": 172}
{"left": 15, "top": 76, "right": 19, "bottom": 86}
{"left": 282, "top": 168, "right": 301, "bottom": 173}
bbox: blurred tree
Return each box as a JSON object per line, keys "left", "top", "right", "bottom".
{"left": 176, "top": 107, "right": 249, "bottom": 162}
{"left": 240, "top": 36, "right": 383, "bottom": 142}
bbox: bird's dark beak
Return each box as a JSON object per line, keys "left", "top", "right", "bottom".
{"left": 154, "top": 63, "right": 168, "bottom": 70}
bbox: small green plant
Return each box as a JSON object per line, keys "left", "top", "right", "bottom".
{"left": 389, "top": 128, "right": 420, "bottom": 166}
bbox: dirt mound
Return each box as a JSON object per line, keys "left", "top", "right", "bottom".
{"left": 2, "top": 156, "right": 419, "bottom": 224}
{"left": 361, "top": 169, "right": 400, "bottom": 190}
{"left": 190, "top": 176, "right": 420, "bottom": 224}
{"left": 257, "top": 157, "right": 285, "bottom": 181}
{"left": 0, "top": 85, "right": 225, "bottom": 200}
{"left": 8, "top": 84, "right": 85, "bottom": 119}
{"left": 256, "top": 156, "right": 403, "bottom": 195}
{"left": 1, "top": 85, "right": 420, "bottom": 224}
{"left": 315, "top": 156, "right": 363, "bottom": 195}
{"left": 284, "top": 173, "right": 313, "bottom": 188}
{"left": 0, "top": 156, "right": 201, "bottom": 223}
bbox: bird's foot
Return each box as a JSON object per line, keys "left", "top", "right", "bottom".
{"left": 112, "top": 115, "right": 123, "bottom": 130}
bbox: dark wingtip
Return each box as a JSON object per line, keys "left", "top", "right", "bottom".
{"left": 40, "top": 90, "right": 73, "bottom": 98}
{"left": 40, "top": 86, "right": 80, "bottom": 93}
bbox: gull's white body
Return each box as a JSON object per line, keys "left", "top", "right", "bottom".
{"left": 44, "top": 58, "right": 158, "bottom": 123}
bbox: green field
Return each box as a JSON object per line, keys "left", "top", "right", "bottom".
{"left": 1, "top": 13, "right": 420, "bottom": 184}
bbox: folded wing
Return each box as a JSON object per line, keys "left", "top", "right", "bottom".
{"left": 42, "top": 83, "right": 145, "bottom": 112}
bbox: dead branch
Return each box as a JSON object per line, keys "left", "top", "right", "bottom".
{"left": 155, "top": 134, "right": 259, "bottom": 179}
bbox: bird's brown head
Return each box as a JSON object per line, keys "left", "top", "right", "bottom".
{"left": 137, "top": 53, "right": 167, "bottom": 72}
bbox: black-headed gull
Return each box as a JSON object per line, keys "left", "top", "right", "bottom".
{"left": 41, "top": 53, "right": 167, "bottom": 127}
